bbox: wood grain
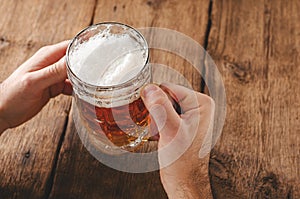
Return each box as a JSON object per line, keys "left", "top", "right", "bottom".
{"left": 0, "top": 0, "right": 95, "bottom": 44}
{"left": 207, "top": 0, "right": 300, "bottom": 198}
{"left": 49, "top": 0, "right": 211, "bottom": 198}
{"left": 0, "top": 0, "right": 95, "bottom": 198}
{"left": 49, "top": 104, "right": 167, "bottom": 199}
{"left": 3, "top": 0, "right": 298, "bottom": 198}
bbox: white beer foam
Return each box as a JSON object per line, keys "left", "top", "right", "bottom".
{"left": 69, "top": 32, "right": 147, "bottom": 86}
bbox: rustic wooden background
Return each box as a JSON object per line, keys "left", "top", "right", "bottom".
{"left": 0, "top": 0, "right": 299, "bottom": 198}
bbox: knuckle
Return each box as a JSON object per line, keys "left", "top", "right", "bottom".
{"left": 36, "top": 45, "right": 53, "bottom": 55}
{"left": 0, "top": 81, "right": 6, "bottom": 94}
{"left": 48, "top": 63, "right": 60, "bottom": 76}
{"left": 199, "top": 94, "right": 215, "bottom": 109}
{"left": 37, "top": 46, "right": 48, "bottom": 54}
{"left": 20, "top": 73, "right": 34, "bottom": 89}
{"left": 150, "top": 90, "right": 170, "bottom": 106}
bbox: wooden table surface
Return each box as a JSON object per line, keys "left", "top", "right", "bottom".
{"left": 0, "top": 0, "right": 299, "bottom": 198}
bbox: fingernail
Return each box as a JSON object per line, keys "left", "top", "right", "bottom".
{"left": 142, "top": 84, "right": 158, "bottom": 99}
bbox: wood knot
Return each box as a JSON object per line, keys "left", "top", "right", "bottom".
{"left": 64, "top": 109, "right": 70, "bottom": 114}
{"left": 26, "top": 40, "right": 35, "bottom": 49}
{"left": 253, "top": 171, "right": 292, "bottom": 198}
{"left": 22, "top": 150, "right": 31, "bottom": 165}
{"left": 113, "top": 5, "right": 117, "bottom": 12}
{"left": 146, "top": 0, "right": 165, "bottom": 9}
{"left": 25, "top": 150, "right": 30, "bottom": 158}
{"left": 209, "top": 153, "right": 233, "bottom": 186}
{"left": 223, "top": 55, "right": 253, "bottom": 84}
{"left": 146, "top": 0, "right": 153, "bottom": 6}
{"left": 254, "top": 172, "right": 279, "bottom": 198}
{"left": 0, "top": 36, "right": 10, "bottom": 50}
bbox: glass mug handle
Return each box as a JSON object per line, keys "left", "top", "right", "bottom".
{"left": 159, "top": 84, "right": 182, "bottom": 115}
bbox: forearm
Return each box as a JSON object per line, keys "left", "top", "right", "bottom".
{"left": 161, "top": 175, "right": 213, "bottom": 199}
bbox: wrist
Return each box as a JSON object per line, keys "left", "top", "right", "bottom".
{"left": 160, "top": 163, "right": 212, "bottom": 199}
{"left": 161, "top": 174, "right": 212, "bottom": 198}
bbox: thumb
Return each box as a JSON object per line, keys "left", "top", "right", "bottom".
{"left": 141, "top": 84, "right": 181, "bottom": 142}
{"left": 32, "top": 57, "right": 67, "bottom": 89}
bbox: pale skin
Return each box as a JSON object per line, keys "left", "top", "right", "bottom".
{"left": 0, "top": 41, "right": 214, "bottom": 199}
{"left": 142, "top": 83, "right": 214, "bottom": 199}
{"left": 0, "top": 41, "right": 72, "bottom": 133}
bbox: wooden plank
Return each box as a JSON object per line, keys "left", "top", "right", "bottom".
{"left": 49, "top": 105, "right": 167, "bottom": 199}
{"left": 0, "top": 0, "right": 95, "bottom": 44}
{"left": 49, "top": 0, "right": 211, "bottom": 198}
{"left": 0, "top": 0, "right": 95, "bottom": 198}
{"left": 207, "top": 0, "right": 300, "bottom": 198}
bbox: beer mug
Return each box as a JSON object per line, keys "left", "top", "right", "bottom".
{"left": 66, "top": 22, "right": 151, "bottom": 153}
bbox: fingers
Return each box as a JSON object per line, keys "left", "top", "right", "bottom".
{"left": 30, "top": 57, "right": 67, "bottom": 90}
{"left": 62, "top": 79, "right": 73, "bottom": 96}
{"left": 160, "top": 82, "right": 213, "bottom": 114}
{"left": 141, "top": 84, "right": 181, "bottom": 141}
{"left": 47, "top": 80, "right": 73, "bottom": 98}
{"left": 24, "top": 40, "right": 69, "bottom": 71}
{"left": 22, "top": 41, "right": 71, "bottom": 93}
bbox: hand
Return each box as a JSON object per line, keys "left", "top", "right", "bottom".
{"left": 0, "top": 41, "right": 72, "bottom": 134}
{"left": 142, "top": 83, "right": 214, "bottom": 199}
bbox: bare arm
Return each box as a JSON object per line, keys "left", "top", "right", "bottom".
{"left": 0, "top": 41, "right": 72, "bottom": 135}
{"left": 161, "top": 158, "right": 212, "bottom": 199}
{"left": 142, "top": 83, "right": 214, "bottom": 198}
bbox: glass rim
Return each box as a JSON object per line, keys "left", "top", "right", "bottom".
{"left": 65, "top": 22, "right": 150, "bottom": 90}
